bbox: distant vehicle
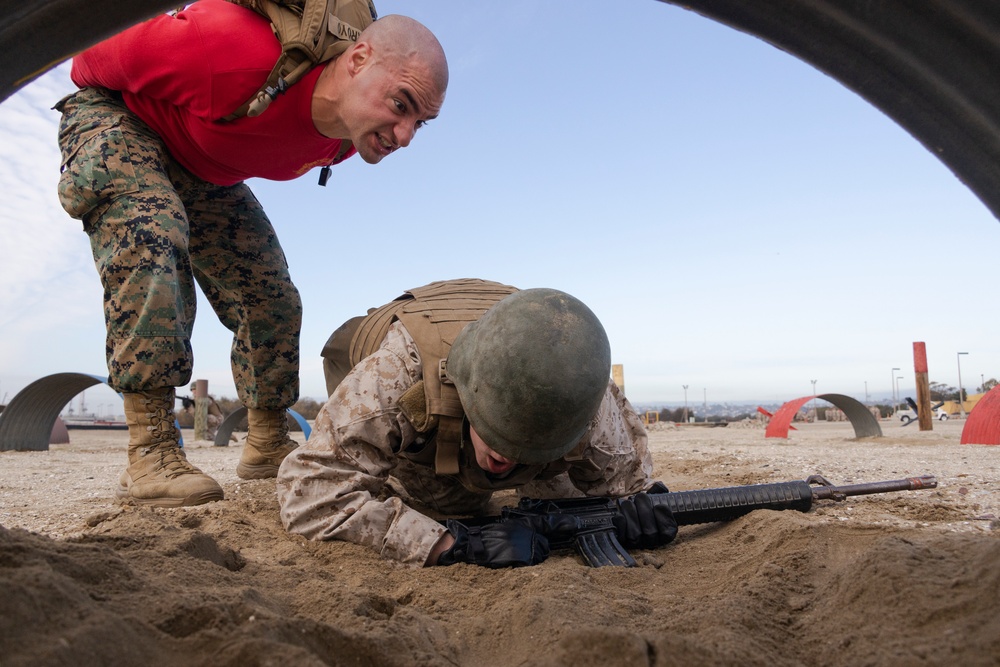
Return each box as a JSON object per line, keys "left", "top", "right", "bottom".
{"left": 897, "top": 408, "right": 948, "bottom": 424}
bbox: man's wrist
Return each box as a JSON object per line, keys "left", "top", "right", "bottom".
{"left": 425, "top": 532, "right": 456, "bottom": 566}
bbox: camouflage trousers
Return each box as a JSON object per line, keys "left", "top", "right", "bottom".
{"left": 55, "top": 87, "right": 300, "bottom": 410}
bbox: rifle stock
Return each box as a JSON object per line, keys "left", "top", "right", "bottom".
{"left": 499, "top": 475, "right": 937, "bottom": 567}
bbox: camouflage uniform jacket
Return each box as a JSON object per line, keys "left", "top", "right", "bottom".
{"left": 276, "top": 321, "right": 655, "bottom": 566}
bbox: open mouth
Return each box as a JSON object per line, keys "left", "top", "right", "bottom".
{"left": 377, "top": 134, "right": 395, "bottom": 154}
{"left": 485, "top": 456, "right": 515, "bottom": 475}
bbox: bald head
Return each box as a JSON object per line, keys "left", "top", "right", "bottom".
{"left": 312, "top": 14, "right": 448, "bottom": 163}
{"left": 359, "top": 15, "right": 449, "bottom": 93}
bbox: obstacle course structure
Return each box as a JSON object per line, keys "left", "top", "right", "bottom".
{"left": 213, "top": 406, "right": 311, "bottom": 446}
{"left": 0, "top": 372, "right": 313, "bottom": 453}
{"left": 960, "top": 385, "right": 1000, "bottom": 446}
{"left": 764, "top": 394, "right": 883, "bottom": 440}
{"left": 0, "top": 373, "right": 115, "bottom": 452}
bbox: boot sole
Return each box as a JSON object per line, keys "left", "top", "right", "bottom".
{"left": 236, "top": 462, "right": 279, "bottom": 480}
{"left": 115, "top": 486, "right": 225, "bottom": 507}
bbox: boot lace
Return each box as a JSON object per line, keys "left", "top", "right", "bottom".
{"left": 135, "top": 394, "right": 198, "bottom": 479}
{"left": 141, "top": 395, "right": 181, "bottom": 445}
{"left": 138, "top": 444, "right": 200, "bottom": 479}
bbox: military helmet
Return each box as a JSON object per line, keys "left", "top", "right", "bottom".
{"left": 446, "top": 288, "right": 611, "bottom": 465}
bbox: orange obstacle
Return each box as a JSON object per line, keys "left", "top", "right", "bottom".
{"left": 960, "top": 385, "right": 1000, "bottom": 445}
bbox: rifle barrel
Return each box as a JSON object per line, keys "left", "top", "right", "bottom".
{"left": 808, "top": 475, "right": 937, "bottom": 501}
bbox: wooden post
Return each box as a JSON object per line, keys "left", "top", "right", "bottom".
{"left": 612, "top": 364, "right": 625, "bottom": 394}
{"left": 914, "top": 342, "right": 933, "bottom": 431}
{"left": 193, "top": 379, "right": 209, "bottom": 440}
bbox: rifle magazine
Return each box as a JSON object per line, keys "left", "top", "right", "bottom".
{"left": 575, "top": 529, "right": 636, "bottom": 568}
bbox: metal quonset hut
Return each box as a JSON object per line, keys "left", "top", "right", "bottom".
{"left": 2, "top": 2, "right": 999, "bottom": 224}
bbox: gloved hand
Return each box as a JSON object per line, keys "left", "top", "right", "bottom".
{"left": 613, "top": 482, "right": 678, "bottom": 549}
{"left": 437, "top": 515, "right": 582, "bottom": 568}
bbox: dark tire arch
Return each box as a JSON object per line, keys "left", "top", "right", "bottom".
{"left": 0, "top": 370, "right": 309, "bottom": 451}
{"left": 213, "top": 406, "right": 312, "bottom": 447}
{"left": 0, "top": 372, "right": 112, "bottom": 451}
{"left": 0, "top": 372, "right": 191, "bottom": 452}
{"left": 764, "top": 393, "right": 883, "bottom": 439}
{"left": 2, "top": 2, "right": 999, "bottom": 222}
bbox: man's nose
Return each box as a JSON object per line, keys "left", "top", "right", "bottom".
{"left": 396, "top": 119, "right": 416, "bottom": 147}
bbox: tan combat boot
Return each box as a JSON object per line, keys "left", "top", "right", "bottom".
{"left": 237, "top": 408, "right": 298, "bottom": 479}
{"left": 117, "top": 388, "right": 225, "bottom": 507}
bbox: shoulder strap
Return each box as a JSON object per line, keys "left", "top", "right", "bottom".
{"left": 394, "top": 279, "right": 518, "bottom": 475}
{"left": 221, "top": 0, "right": 377, "bottom": 121}
{"left": 349, "top": 296, "right": 410, "bottom": 364}
{"left": 347, "top": 279, "right": 518, "bottom": 368}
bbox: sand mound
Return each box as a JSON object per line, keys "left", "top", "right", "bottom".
{"left": 1, "top": 421, "right": 998, "bottom": 666}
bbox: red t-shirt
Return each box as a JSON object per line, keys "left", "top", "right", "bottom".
{"left": 70, "top": 0, "right": 355, "bottom": 186}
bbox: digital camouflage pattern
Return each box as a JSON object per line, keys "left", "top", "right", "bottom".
{"left": 55, "top": 87, "right": 300, "bottom": 409}
{"left": 276, "top": 321, "right": 654, "bottom": 566}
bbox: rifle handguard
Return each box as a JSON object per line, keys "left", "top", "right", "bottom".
{"left": 656, "top": 480, "right": 815, "bottom": 526}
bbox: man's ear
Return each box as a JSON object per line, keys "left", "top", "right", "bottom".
{"left": 345, "top": 41, "right": 373, "bottom": 76}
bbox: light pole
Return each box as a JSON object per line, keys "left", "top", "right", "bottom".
{"left": 895, "top": 376, "right": 903, "bottom": 405}
{"left": 957, "top": 352, "right": 969, "bottom": 418}
{"left": 810, "top": 380, "right": 817, "bottom": 422}
{"left": 682, "top": 385, "right": 689, "bottom": 423}
{"left": 891, "top": 367, "right": 900, "bottom": 408}
{"left": 865, "top": 381, "right": 869, "bottom": 405}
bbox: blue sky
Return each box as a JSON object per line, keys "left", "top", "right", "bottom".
{"left": 0, "top": 0, "right": 997, "bottom": 413}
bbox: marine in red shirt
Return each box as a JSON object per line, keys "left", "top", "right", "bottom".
{"left": 55, "top": 0, "right": 449, "bottom": 508}
{"left": 70, "top": 1, "right": 355, "bottom": 184}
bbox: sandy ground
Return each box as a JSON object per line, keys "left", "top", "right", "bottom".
{"left": 1, "top": 418, "right": 998, "bottom": 666}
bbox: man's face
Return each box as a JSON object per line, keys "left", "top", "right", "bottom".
{"left": 469, "top": 426, "right": 518, "bottom": 475}
{"left": 340, "top": 46, "right": 445, "bottom": 164}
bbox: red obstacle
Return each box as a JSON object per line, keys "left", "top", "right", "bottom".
{"left": 758, "top": 406, "right": 796, "bottom": 431}
{"left": 961, "top": 385, "right": 1000, "bottom": 445}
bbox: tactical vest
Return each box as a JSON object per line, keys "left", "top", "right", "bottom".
{"left": 320, "top": 278, "right": 587, "bottom": 491}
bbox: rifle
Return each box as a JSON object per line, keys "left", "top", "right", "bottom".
{"left": 496, "top": 474, "right": 938, "bottom": 567}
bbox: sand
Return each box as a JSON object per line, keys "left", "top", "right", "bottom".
{"left": 1, "top": 418, "right": 998, "bottom": 666}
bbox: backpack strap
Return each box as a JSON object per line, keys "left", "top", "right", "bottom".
{"left": 221, "top": 0, "right": 376, "bottom": 121}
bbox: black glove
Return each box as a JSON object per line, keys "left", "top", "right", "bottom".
{"left": 613, "top": 483, "right": 678, "bottom": 549}
{"left": 437, "top": 515, "right": 581, "bottom": 568}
